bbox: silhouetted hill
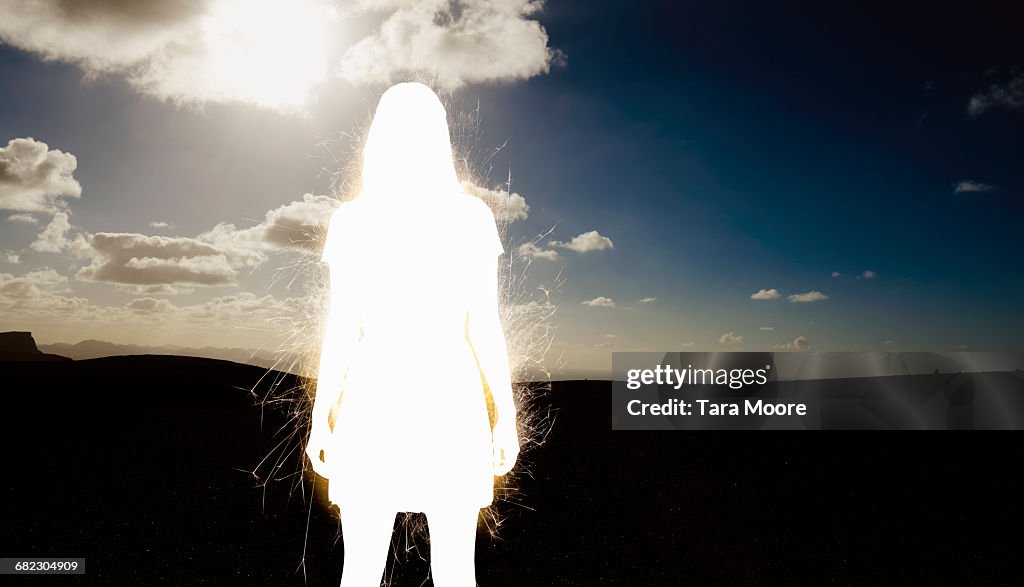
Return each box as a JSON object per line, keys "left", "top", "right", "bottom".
{"left": 0, "top": 331, "right": 70, "bottom": 362}
{"left": 2, "top": 360, "right": 1023, "bottom": 584}
{"left": 38, "top": 338, "right": 296, "bottom": 372}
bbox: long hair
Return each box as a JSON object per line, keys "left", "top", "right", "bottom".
{"left": 359, "top": 83, "right": 463, "bottom": 200}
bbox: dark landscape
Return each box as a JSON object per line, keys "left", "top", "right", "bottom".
{"left": 2, "top": 339, "right": 1023, "bottom": 584}
{"left": 36, "top": 338, "right": 289, "bottom": 372}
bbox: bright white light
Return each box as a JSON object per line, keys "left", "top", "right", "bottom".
{"left": 199, "top": 0, "right": 335, "bottom": 110}
{"left": 306, "top": 83, "right": 520, "bottom": 585}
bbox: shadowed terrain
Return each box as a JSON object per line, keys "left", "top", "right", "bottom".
{"left": 0, "top": 331, "right": 70, "bottom": 362}
{"left": 37, "top": 338, "right": 292, "bottom": 372}
{"left": 2, "top": 356, "right": 1023, "bottom": 584}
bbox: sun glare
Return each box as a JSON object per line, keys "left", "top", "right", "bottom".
{"left": 199, "top": 0, "right": 335, "bottom": 111}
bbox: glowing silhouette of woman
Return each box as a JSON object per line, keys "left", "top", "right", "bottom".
{"left": 306, "top": 82, "right": 520, "bottom": 587}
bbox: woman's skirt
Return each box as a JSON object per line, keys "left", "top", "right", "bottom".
{"left": 324, "top": 340, "right": 494, "bottom": 513}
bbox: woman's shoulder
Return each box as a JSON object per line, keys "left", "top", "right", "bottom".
{"left": 328, "top": 193, "right": 494, "bottom": 222}
{"left": 335, "top": 197, "right": 365, "bottom": 214}
{"left": 326, "top": 198, "right": 367, "bottom": 225}
{"left": 454, "top": 192, "right": 497, "bottom": 219}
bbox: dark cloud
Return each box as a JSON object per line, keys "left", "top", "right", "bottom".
{"left": 968, "top": 72, "right": 1024, "bottom": 117}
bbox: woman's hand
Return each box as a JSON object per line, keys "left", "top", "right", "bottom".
{"left": 305, "top": 401, "right": 333, "bottom": 477}
{"left": 307, "top": 381, "right": 342, "bottom": 478}
{"left": 305, "top": 422, "right": 332, "bottom": 478}
{"left": 492, "top": 417, "right": 520, "bottom": 476}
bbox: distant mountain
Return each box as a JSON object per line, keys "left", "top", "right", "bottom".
{"left": 38, "top": 338, "right": 301, "bottom": 372}
{"left": 0, "top": 331, "right": 71, "bottom": 362}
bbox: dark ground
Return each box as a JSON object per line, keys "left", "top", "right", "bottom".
{"left": 1, "top": 356, "right": 1022, "bottom": 585}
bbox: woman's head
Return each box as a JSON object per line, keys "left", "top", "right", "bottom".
{"left": 360, "top": 82, "right": 462, "bottom": 200}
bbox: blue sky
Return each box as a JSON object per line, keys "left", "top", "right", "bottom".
{"left": 0, "top": 1, "right": 1021, "bottom": 378}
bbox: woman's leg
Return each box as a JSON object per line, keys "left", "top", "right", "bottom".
{"left": 425, "top": 508, "right": 481, "bottom": 587}
{"left": 339, "top": 507, "right": 396, "bottom": 587}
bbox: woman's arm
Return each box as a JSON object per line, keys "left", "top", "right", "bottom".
{"left": 311, "top": 262, "right": 361, "bottom": 434}
{"left": 307, "top": 261, "right": 359, "bottom": 476}
{"left": 467, "top": 254, "right": 519, "bottom": 474}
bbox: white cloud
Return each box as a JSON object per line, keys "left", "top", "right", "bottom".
{"left": 0, "top": 0, "right": 338, "bottom": 112}
{"left": 7, "top": 213, "right": 39, "bottom": 224}
{"left": 14, "top": 194, "right": 337, "bottom": 291}
{"left": 638, "top": 297, "right": 657, "bottom": 303}
{"left": 76, "top": 232, "right": 248, "bottom": 287}
{"left": 125, "top": 291, "right": 304, "bottom": 325}
{"left": 0, "top": 267, "right": 87, "bottom": 317}
{"left": 198, "top": 193, "right": 339, "bottom": 257}
{"left": 126, "top": 297, "right": 175, "bottom": 313}
{"left": 148, "top": 221, "right": 172, "bottom": 229}
{"left": 177, "top": 291, "right": 305, "bottom": 325}
{"left": 462, "top": 181, "right": 529, "bottom": 222}
{"left": 1, "top": 267, "right": 65, "bottom": 288}
{"left": 679, "top": 341, "right": 695, "bottom": 348}
{"left": 720, "top": 329, "right": 745, "bottom": 344}
{"left": 515, "top": 242, "right": 559, "bottom": 261}
{"left": 604, "top": 334, "right": 616, "bottom": 338}
{"left": 0, "top": 1, "right": 562, "bottom": 111}
{"left": 775, "top": 335, "right": 810, "bottom": 351}
{"left": 4, "top": 252, "right": 20, "bottom": 264}
{"left": 967, "top": 73, "right": 1024, "bottom": 117}
{"left": 551, "top": 230, "right": 614, "bottom": 253}
{"left": 338, "top": 0, "right": 563, "bottom": 89}
{"left": 30, "top": 212, "right": 71, "bottom": 253}
{"left": 0, "top": 268, "right": 307, "bottom": 348}
{"left": 117, "top": 283, "right": 195, "bottom": 296}
{"left": 719, "top": 331, "right": 743, "bottom": 344}
{"left": 582, "top": 296, "right": 615, "bottom": 308}
{"left": 759, "top": 326, "right": 774, "bottom": 331}
{"left": 831, "top": 271, "right": 840, "bottom": 278}
{"left": 750, "top": 288, "right": 780, "bottom": 300}
{"left": 0, "top": 138, "right": 81, "bottom": 213}
{"left": 787, "top": 290, "right": 828, "bottom": 303}
{"left": 861, "top": 270, "right": 876, "bottom": 279}
{"left": 953, "top": 180, "right": 995, "bottom": 194}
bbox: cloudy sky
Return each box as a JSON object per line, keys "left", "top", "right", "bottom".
{"left": 1, "top": 1, "right": 1021, "bottom": 378}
